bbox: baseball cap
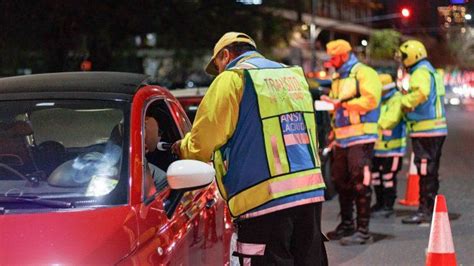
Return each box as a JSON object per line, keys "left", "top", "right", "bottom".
{"left": 326, "top": 39, "right": 352, "bottom": 56}
{"left": 205, "top": 32, "right": 257, "bottom": 76}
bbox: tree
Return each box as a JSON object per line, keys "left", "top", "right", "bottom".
{"left": 0, "top": 0, "right": 296, "bottom": 78}
{"left": 368, "top": 29, "right": 401, "bottom": 60}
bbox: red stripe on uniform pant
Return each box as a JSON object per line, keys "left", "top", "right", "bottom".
{"left": 236, "top": 242, "right": 266, "bottom": 256}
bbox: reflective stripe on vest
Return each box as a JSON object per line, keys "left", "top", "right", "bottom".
{"left": 214, "top": 66, "right": 324, "bottom": 218}
{"left": 374, "top": 137, "right": 407, "bottom": 151}
{"left": 228, "top": 169, "right": 325, "bottom": 217}
{"left": 331, "top": 63, "right": 380, "bottom": 143}
{"left": 407, "top": 65, "right": 447, "bottom": 134}
{"left": 409, "top": 117, "right": 447, "bottom": 132}
{"left": 334, "top": 122, "right": 378, "bottom": 139}
{"left": 432, "top": 68, "right": 446, "bottom": 120}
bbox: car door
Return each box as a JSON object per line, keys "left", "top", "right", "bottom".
{"left": 167, "top": 99, "right": 232, "bottom": 265}
{"left": 122, "top": 90, "right": 229, "bottom": 265}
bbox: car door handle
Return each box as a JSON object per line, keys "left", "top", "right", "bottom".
{"left": 206, "top": 198, "right": 217, "bottom": 209}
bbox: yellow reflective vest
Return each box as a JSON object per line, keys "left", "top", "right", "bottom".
{"left": 329, "top": 55, "right": 382, "bottom": 147}
{"left": 181, "top": 52, "right": 325, "bottom": 219}
{"left": 402, "top": 60, "right": 447, "bottom": 137}
{"left": 374, "top": 89, "right": 407, "bottom": 157}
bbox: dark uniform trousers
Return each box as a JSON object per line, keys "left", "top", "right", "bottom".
{"left": 412, "top": 136, "right": 446, "bottom": 214}
{"left": 371, "top": 156, "right": 403, "bottom": 208}
{"left": 234, "top": 202, "right": 327, "bottom": 266}
{"left": 331, "top": 143, "right": 374, "bottom": 231}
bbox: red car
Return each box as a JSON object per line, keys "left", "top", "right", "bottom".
{"left": 0, "top": 72, "right": 232, "bottom": 265}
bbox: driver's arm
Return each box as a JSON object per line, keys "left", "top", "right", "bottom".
{"left": 144, "top": 164, "right": 157, "bottom": 197}
{"left": 148, "top": 162, "right": 166, "bottom": 187}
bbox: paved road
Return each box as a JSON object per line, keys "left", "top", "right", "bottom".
{"left": 322, "top": 105, "right": 474, "bottom": 265}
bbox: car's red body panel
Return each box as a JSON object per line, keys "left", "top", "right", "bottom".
{"left": 120, "top": 184, "right": 232, "bottom": 265}
{"left": 0, "top": 206, "right": 139, "bottom": 264}
{"left": 0, "top": 187, "right": 231, "bottom": 265}
{"left": 0, "top": 76, "right": 232, "bottom": 265}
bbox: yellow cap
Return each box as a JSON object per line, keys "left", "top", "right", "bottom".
{"left": 378, "top": 74, "right": 396, "bottom": 91}
{"left": 205, "top": 32, "right": 257, "bottom": 76}
{"left": 326, "top": 39, "right": 352, "bottom": 56}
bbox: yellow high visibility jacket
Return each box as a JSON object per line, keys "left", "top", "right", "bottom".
{"left": 180, "top": 51, "right": 325, "bottom": 219}
{"left": 329, "top": 54, "right": 382, "bottom": 147}
{"left": 374, "top": 89, "right": 407, "bottom": 157}
{"left": 401, "top": 60, "right": 447, "bottom": 137}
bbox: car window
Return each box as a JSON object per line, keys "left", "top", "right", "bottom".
{"left": 167, "top": 99, "right": 192, "bottom": 133}
{"left": 31, "top": 108, "right": 123, "bottom": 148}
{"left": 0, "top": 100, "right": 129, "bottom": 210}
{"left": 142, "top": 99, "right": 182, "bottom": 203}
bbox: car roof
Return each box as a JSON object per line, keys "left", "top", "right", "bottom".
{"left": 0, "top": 72, "right": 150, "bottom": 95}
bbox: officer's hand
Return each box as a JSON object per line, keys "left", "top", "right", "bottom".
{"left": 321, "top": 96, "right": 341, "bottom": 109}
{"left": 320, "top": 95, "right": 332, "bottom": 103}
{"left": 382, "top": 130, "right": 392, "bottom": 136}
{"left": 171, "top": 140, "right": 182, "bottom": 158}
{"left": 328, "top": 130, "right": 335, "bottom": 142}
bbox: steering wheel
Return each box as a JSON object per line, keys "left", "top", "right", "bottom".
{"left": 36, "top": 141, "right": 67, "bottom": 175}
{"left": 37, "top": 141, "right": 66, "bottom": 154}
{"left": 0, "top": 163, "right": 37, "bottom": 183}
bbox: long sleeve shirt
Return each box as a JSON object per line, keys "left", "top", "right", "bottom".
{"left": 401, "top": 67, "right": 431, "bottom": 109}
{"left": 179, "top": 71, "right": 244, "bottom": 162}
{"left": 341, "top": 67, "right": 381, "bottom": 112}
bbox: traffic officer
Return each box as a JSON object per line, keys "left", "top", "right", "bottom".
{"left": 371, "top": 74, "right": 407, "bottom": 218}
{"left": 397, "top": 40, "right": 448, "bottom": 224}
{"left": 321, "top": 39, "right": 382, "bottom": 245}
{"left": 172, "top": 32, "right": 327, "bottom": 265}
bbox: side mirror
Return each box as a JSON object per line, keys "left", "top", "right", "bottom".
{"left": 314, "top": 100, "right": 335, "bottom": 111}
{"left": 167, "top": 159, "right": 215, "bottom": 190}
{"left": 164, "top": 160, "right": 215, "bottom": 218}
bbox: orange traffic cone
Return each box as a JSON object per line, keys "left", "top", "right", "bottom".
{"left": 426, "top": 195, "right": 457, "bottom": 266}
{"left": 399, "top": 152, "right": 419, "bottom": 206}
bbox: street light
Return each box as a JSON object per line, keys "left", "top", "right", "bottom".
{"left": 401, "top": 8, "right": 411, "bottom": 18}
{"left": 306, "top": 7, "right": 411, "bottom": 70}
{"left": 466, "top": 14, "right": 472, "bottom": 21}
{"left": 236, "top": 0, "right": 262, "bottom": 5}
{"left": 361, "top": 39, "right": 368, "bottom": 47}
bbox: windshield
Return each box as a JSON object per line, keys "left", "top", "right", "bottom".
{"left": 0, "top": 99, "right": 129, "bottom": 209}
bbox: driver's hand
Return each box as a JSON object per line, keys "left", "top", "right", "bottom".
{"left": 171, "top": 140, "right": 182, "bottom": 158}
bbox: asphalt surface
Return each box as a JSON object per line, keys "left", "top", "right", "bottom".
{"left": 322, "top": 105, "right": 474, "bottom": 266}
